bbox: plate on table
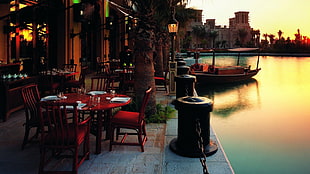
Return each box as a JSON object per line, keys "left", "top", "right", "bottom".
{"left": 110, "top": 97, "right": 131, "bottom": 103}
{"left": 61, "top": 103, "right": 87, "bottom": 110}
{"left": 87, "top": 91, "right": 107, "bottom": 95}
{"left": 41, "top": 95, "right": 60, "bottom": 101}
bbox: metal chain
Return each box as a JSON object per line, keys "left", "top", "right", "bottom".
{"left": 195, "top": 119, "right": 210, "bottom": 174}
{"left": 185, "top": 84, "right": 189, "bottom": 96}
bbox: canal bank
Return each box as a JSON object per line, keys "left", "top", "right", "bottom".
{"left": 157, "top": 92, "right": 235, "bottom": 174}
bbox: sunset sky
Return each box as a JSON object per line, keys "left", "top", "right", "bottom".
{"left": 187, "top": 0, "right": 310, "bottom": 39}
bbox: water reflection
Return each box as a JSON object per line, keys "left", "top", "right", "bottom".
{"left": 194, "top": 56, "right": 310, "bottom": 174}
{"left": 196, "top": 78, "right": 260, "bottom": 117}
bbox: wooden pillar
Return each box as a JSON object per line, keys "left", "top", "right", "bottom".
{"left": 0, "top": 3, "right": 10, "bottom": 63}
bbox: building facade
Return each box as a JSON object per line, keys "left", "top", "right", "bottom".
{"left": 185, "top": 10, "right": 260, "bottom": 50}
{"left": 0, "top": 0, "right": 129, "bottom": 74}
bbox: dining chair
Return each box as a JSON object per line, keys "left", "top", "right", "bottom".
{"left": 63, "top": 64, "right": 78, "bottom": 81}
{"left": 64, "top": 66, "right": 88, "bottom": 92}
{"left": 63, "top": 63, "right": 77, "bottom": 72}
{"left": 119, "top": 67, "right": 134, "bottom": 93}
{"left": 90, "top": 75, "right": 114, "bottom": 91}
{"left": 96, "top": 57, "right": 105, "bottom": 75}
{"left": 109, "top": 87, "right": 152, "bottom": 152}
{"left": 38, "top": 69, "right": 60, "bottom": 96}
{"left": 89, "top": 75, "right": 114, "bottom": 132}
{"left": 37, "top": 101, "right": 91, "bottom": 174}
{"left": 154, "top": 69, "right": 169, "bottom": 93}
{"left": 21, "top": 84, "right": 41, "bottom": 150}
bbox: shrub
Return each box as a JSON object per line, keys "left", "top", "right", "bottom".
{"left": 145, "top": 104, "right": 175, "bottom": 123}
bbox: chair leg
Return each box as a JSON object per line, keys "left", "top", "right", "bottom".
{"left": 39, "top": 148, "right": 46, "bottom": 174}
{"left": 85, "top": 133, "right": 90, "bottom": 160}
{"left": 142, "top": 124, "right": 147, "bottom": 136}
{"left": 109, "top": 125, "right": 115, "bottom": 151}
{"left": 137, "top": 129, "right": 144, "bottom": 152}
{"left": 21, "top": 125, "right": 30, "bottom": 150}
{"left": 116, "top": 128, "right": 120, "bottom": 140}
{"left": 73, "top": 147, "right": 78, "bottom": 174}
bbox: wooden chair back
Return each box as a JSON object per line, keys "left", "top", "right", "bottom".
{"left": 21, "top": 84, "right": 41, "bottom": 149}
{"left": 90, "top": 76, "right": 114, "bottom": 91}
{"left": 62, "top": 64, "right": 77, "bottom": 72}
{"left": 21, "top": 84, "right": 41, "bottom": 121}
{"left": 139, "top": 87, "right": 152, "bottom": 122}
{"left": 78, "top": 66, "right": 88, "bottom": 88}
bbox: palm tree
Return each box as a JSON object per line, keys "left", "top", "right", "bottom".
{"left": 277, "top": 30, "right": 283, "bottom": 40}
{"left": 238, "top": 28, "right": 248, "bottom": 47}
{"left": 153, "top": 0, "right": 171, "bottom": 77}
{"left": 152, "top": 2, "right": 195, "bottom": 79}
{"left": 122, "top": 0, "right": 193, "bottom": 116}
{"left": 263, "top": 33, "right": 268, "bottom": 41}
{"left": 127, "top": 0, "right": 157, "bottom": 115}
{"left": 268, "top": 34, "right": 275, "bottom": 45}
{"left": 208, "top": 30, "right": 218, "bottom": 48}
{"left": 175, "top": 5, "right": 196, "bottom": 52}
{"left": 221, "top": 40, "right": 227, "bottom": 48}
{"left": 192, "top": 25, "right": 207, "bottom": 48}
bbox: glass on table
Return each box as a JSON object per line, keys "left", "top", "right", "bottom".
{"left": 77, "top": 88, "right": 82, "bottom": 94}
{"left": 82, "top": 87, "right": 87, "bottom": 94}
{"left": 96, "top": 96, "right": 101, "bottom": 103}
{"left": 77, "top": 87, "right": 87, "bottom": 95}
{"left": 110, "top": 90, "right": 116, "bottom": 96}
{"left": 57, "top": 92, "right": 64, "bottom": 98}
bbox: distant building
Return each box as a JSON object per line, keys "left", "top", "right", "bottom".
{"left": 185, "top": 10, "right": 260, "bottom": 49}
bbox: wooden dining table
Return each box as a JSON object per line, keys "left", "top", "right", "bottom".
{"left": 40, "top": 92, "right": 131, "bottom": 154}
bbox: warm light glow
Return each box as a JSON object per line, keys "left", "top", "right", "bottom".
{"left": 10, "top": 1, "right": 27, "bottom": 11}
{"left": 168, "top": 23, "right": 178, "bottom": 33}
{"left": 20, "top": 29, "right": 32, "bottom": 42}
{"left": 105, "top": 0, "right": 109, "bottom": 17}
{"left": 72, "top": 0, "right": 81, "bottom": 4}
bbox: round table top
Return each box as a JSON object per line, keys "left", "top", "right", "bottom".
{"left": 41, "top": 92, "right": 131, "bottom": 111}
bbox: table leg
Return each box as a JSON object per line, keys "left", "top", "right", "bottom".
{"left": 104, "top": 109, "right": 113, "bottom": 140}
{"left": 95, "top": 109, "right": 113, "bottom": 154}
{"left": 95, "top": 110, "right": 103, "bottom": 154}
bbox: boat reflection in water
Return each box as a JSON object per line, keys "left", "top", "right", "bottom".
{"left": 196, "top": 78, "right": 260, "bottom": 117}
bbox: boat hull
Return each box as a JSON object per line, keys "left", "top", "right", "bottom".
{"left": 193, "top": 69, "right": 260, "bottom": 84}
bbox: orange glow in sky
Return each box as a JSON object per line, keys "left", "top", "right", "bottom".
{"left": 187, "top": 0, "right": 310, "bottom": 39}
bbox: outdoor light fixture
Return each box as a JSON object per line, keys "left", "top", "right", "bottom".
{"left": 168, "top": 6, "right": 178, "bottom": 34}
{"left": 168, "top": 18, "right": 178, "bottom": 34}
{"left": 168, "top": 6, "right": 178, "bottom": 95}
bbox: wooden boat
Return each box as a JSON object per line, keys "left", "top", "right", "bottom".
{"left": 189, "top": 48, "right": 261, "bottom": 84}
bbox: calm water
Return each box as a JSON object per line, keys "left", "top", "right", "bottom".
{"left": 187, "top": 56, "right": 310, "bottom": 174}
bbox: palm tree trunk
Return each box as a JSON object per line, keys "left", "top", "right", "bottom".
{"left": 154, "top": 39, "right": 164, "bottom": 77}
{"left": 134, "top": 38, "right": 156, "bottom": 116}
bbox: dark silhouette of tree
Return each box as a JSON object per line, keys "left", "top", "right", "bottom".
{"left": 238, "top": 28, "right": 248, "bottom": 47}
{"left": 192, "top": 25, "right": 207, "bottom": 48}
{"left": 208, "top": 30, "right": 218, "bottom": 48}
{"left": 268, "top": 34, "right": 275, "bottom": 45}
{"left": 263, "top": 33, "right": 268, "bottom": 42}
{"left": 221, "top": 40, "right": 227, "bottom": 48}
{"left": 277, "top": 30, "right": 283, "bottom": 40}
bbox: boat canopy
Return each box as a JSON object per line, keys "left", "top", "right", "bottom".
{"left": 227, "top": 48, "right": 259, "bottom": 52}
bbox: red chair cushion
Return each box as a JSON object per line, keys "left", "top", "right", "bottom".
{"left": 112, "top": 110, "right": 140, "bottom": 125}
{"left": 154, "top": 77, "right": 164, "bottom": 80}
